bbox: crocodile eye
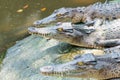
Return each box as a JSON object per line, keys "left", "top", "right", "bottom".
{"left": 56, "top": 13, "right": 63, "bottom": 17}
{"left": 57, "top": 28, "right": 63, "bottom": 32}
{"left": 76, "top": 62, "right": 84, "bottom": 66}
{"left": 56, "top": 22, "right": 62, "bottom": 26}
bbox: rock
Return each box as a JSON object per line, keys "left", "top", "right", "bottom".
{"left": 0, "top": 35, "right": 96, "bottom": 80}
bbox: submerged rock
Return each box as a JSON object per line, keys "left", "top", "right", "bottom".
{"left": 0, "top": 35, "right": 96, "bottom": 80}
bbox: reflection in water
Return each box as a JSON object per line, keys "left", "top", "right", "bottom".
{"left": 0, "top": 0, "right": 106, "bottom": 52}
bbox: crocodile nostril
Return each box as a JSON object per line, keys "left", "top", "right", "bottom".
{"left": 28, "top": 27, "right": 36, "bottom": 32}
{"left": 40, "top": 66, "right": 53, "bottom": 72}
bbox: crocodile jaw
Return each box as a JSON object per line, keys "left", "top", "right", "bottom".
{"left": 28, "top": 27, "right": 74, "bottom": 43}
{"left": 40, "top": 56, "right": 81, "bottom": 76}
{"left": 28, "top": 22, "right": 83, "bottom": 44}
{"left": 40, "top": 60, "right": 94, "bottom": 78}
{"left": 40, "top": 53, "right": 97, "bottom": 78}
{"left": 28, "top": 27, "right": 56, "bottom": 38}
{"left": 40, "top": 62, "right": 80, "bottom": 77}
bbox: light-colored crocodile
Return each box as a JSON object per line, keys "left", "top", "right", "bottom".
{"left": 54, "top": 45, "right": 120, "bottom": 63}
{"left": 28, "top": 2, "right": 120, "bottom": 79}
{"left": 28, "top": 19, "right": 120, "bottom": 48}
{"left": 40, "top": 47, "right": 120, "bottom": 79}
{"left": 33, "top": 1, "right": 120, "bottom": 28}
{"left": 71, "top": 1, "right": 120, "bottom": 24}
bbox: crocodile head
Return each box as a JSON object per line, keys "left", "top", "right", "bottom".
{"left": 40, "top": 53, "right": 120, "bottom": 79}
{"left": 28, "top": 22, "right": 97, "bottom": 47}
{"left": 28, "top": 22, "right": 87, "bottom": 46}
{"left": 40, "top": 53, "right": 97, "bottom": 78}
{"left": 34, "top": 7, "right": 85, "bottom": 25}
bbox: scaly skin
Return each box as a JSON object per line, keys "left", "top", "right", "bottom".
{"left": 72, "top": 2, "right": 120, "bottom": 24}
{"left": 55, "top": 45, "right": 120, "bottom": 63}
{"left": 40, "top": 47, "right": 120, "bottom": 79}
{"left": 28, "top": 1, "right": 120, "bottom": 79}
{"left": 33, "top": 2, "right": 120, "bottom": 26}
{"left": 54, "top": 48, "right": 104, "bottom": 63}
{"left": 28, "top": 19, "right": 120, "bottom": 48}
{"left": 33, "top": 7, "right": 83, "bottom": 25}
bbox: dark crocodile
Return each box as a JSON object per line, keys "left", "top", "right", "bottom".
{"left": 28, "top": 19, "right": 120, "bottom": 48}
{"left": 40, "top": 46, "right": 120, "bottom": 79}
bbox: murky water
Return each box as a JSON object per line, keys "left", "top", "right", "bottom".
{"left": 0, "top": 0, "right": 107, "bottom": 51}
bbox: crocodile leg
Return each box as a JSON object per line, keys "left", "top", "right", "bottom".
{"left": 96, "top": 39, "right": 120, "bottom": 47}
{"left": 85, "top": 21, "right": 94, "bottom": 26}
{"left": 104, "top": 45, "right": 120, "bottom": 55}
{"left": 85, "top": 18, "right": 103, "bottom": 27}
{"left": 54, "top": 48, "right": 104, "bottom": 63}
{"left": 54, "top": 45, "right": 120, "bottom": 63}
{"left": 93, "top": 19, "right": 103, "bottom": 26}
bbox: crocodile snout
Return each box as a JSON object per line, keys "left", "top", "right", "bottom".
{"left": 40, "top": 66, "right": 54, "bottom": 73}
{"left": 28, "top": 27, "right": 36, "bottom": 33}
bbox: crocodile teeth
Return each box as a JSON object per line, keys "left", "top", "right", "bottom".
{"left": 43, "top": 34, "right": 46, "bottom": 36}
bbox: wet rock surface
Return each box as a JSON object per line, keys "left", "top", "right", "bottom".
{"left": 0, "top": 35, "right": 95, "bottom": 80}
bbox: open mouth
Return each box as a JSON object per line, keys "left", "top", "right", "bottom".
{"left": 28, "top": 27, "right": 51, "bottom": 37}
{"left": 41, "top": 71, "right": 67, "bottom": 76}
{"left": 28, "top": 31, "right": 50, "bottom": 37}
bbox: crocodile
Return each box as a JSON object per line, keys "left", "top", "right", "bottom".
{"left": 40, "top": 46, "right": 120, "bottom": 79}
{"left": 28, "top": 19, "right": 120, "bottom": 48}
{"left": 33, "top": 7, "right": 84, "bottom": 25}
{"left": 33, "top": 1, "right": 120, "bottom": 26}
{"left": 71, "top": 1, "right": 120, "bottom": 24}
